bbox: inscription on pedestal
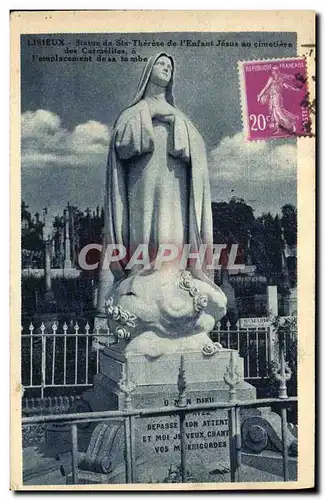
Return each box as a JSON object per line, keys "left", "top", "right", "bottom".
{"left": 134, "top": 391, "right": 231, "bottom": 474}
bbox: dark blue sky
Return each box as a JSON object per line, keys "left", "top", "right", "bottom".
{"left": 21, "top": 31, "right": 297, "bottom": 217}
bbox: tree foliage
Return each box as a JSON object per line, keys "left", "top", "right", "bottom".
{"left": 211, "top": 198, "right": 297, "bottom": 282}
{"left": 22, "top": 198, "right": 297, "bottom": 281}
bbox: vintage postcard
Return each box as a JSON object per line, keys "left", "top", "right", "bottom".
{"left": 10, "top": 10, "right": 315, "bottom": 490}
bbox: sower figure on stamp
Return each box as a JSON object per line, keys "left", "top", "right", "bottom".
{"left": 257, "top": 65, "right": 300, "bottom": 135}
{"left": 97, "top": 53, "right": 227, "bottom": 358}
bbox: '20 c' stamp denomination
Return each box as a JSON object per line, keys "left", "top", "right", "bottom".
{"left": 239, "top": 57, "right": 311, "bottom": 141}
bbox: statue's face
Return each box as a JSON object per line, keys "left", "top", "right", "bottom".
{"left": 150, "top": 56, "right": 173, "bottom": 88}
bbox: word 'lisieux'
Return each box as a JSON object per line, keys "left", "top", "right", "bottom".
{"left": 78, "top": 243, "right": 249, "bottom": 271}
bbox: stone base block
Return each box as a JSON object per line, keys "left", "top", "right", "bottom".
{"left": 99, "top": 344, "right": 245, "bottom": 387}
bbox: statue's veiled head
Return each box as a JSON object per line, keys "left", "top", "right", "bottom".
{"left": 149, "top": 55, "right": 173, "bottom": 88}
{"left": 127, "top": 52, "right": 176, "bottom": 108}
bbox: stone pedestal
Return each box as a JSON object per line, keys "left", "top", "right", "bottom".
{"left": 81, "top": 346, "right": 256, "bottom": 483}
{"left": 83, "top": 345, "right": 256, "bottom": 409}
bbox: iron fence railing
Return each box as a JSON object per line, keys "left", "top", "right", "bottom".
{"left": 21, "top": 319, "right": 295, "bottom": 398}
{"left": 21, "top": 322, "right": 271, "bottom": 399}
{"left": 212, "top": 322, "right": 272, "bottom": 379}
{"left": 22, "top": 394, "right": 297, "bottom": 484}
{"left": 21, "top": 322, "right": 102, "bottom": 398}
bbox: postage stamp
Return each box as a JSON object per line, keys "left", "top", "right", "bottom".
{"left": 239, "top": 57, "right": 311, "bottom": 141}
{"left": 10, "top": 10, "right": 316, "bottom": 492}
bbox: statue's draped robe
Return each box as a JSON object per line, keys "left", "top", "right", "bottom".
{"left": 99, "top": 99, "right": 214, "bottom": 291}
{"left": 116, "top": 97, "right": 190, "bottom": 259}
{"left": 97, "top": 53, "right": 215, "bottom": 310}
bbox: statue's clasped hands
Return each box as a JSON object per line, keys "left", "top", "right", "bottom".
{"left": 149, "top": 100, "right": 175, "bottom": 124}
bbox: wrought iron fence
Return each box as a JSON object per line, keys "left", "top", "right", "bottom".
{"left": 22, "top": 351, "right": 297, "bottom": 484}
{"left": 212, "top": 321, "right": 272, "bottom": 380}
{"left": 21, "top": 321, "right": 102, "bottom": 398}
{"left": 21, "top": 320, "right": 275, "bottom": 398}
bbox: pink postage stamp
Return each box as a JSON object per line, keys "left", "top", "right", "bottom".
{"left": 239, "top": 57, "right": 311, "bottom": 141}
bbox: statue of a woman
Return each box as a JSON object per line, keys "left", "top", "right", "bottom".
{"left": 97, "top": 53, "right": 226, "bottom": 357}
